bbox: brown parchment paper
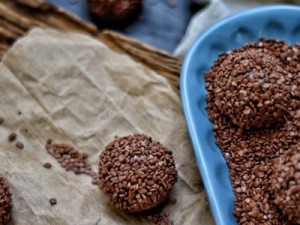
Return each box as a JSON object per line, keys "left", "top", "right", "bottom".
{"left": 0, "top": 28, "right": 214, "bottom": 225}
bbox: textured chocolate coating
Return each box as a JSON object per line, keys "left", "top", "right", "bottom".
{"left": 98, "top": 134, "right": 177, "bottom": 213}
{"left": 208, "top": 43, "right": 290, "bottom": 131}
{"left": 0, "top": 176, "right": 12, "bottom": 225}
{"left": 271, "top": 143, "right": 300, "bottom": 224}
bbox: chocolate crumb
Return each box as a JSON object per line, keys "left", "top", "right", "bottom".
{"left": 43, "top": 162, "right": 52, "bottom": 169}
{"left": 15, "top": 141, "right": 24, "bottom": 149}
{"left": 49, "top": 198, "right": 57, "bottom": 206}
{"left": 0, "top": 117, "right": 4, "bottom": 125}
{"left": 8, "top": 132, "right": 17, "bottom": 142}
{"left": 18, "top": 111, "right": 22, "bottom": 115}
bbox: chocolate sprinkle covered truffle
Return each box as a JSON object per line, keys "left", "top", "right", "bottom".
{"left": 98, "top": 134, "right": 178, "bottom": 213}
{"left": 210, "top": 43, "right": 290, "bottom": 131}
{"left": 205, "top": 39, "right": 299, "bottom": 224}
{"left": 87, "top": 0, "right": 142, "bottom": 24}
{"left": 271, "top": 143, "right": 300, "bottom": 224}
{"left": 0, "top": 176, "right": 12, "bottom": 225}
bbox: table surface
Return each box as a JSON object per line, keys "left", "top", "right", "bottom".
{"left": 46, "top": 0, "right": 196, "bottom": 53}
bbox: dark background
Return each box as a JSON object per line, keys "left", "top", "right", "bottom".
{"left": 46, "top": 0, "right": 206, "bottom": 53}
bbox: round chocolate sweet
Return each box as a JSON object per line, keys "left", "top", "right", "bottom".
{"left": 87, "top": 0, "right": 142, "bottom": 24}
{"left": 212, "top": 45, "right": 290, "bottom": 131}
{"left": 98, "top": 134, "right": 177, "bottom": 213}
{"left": 271, "top": 143, "right": 300, "bottom": 224}
{"left": 0, "top": 176, "right": 12, "bottom": 224}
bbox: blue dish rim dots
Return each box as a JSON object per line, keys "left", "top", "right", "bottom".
{"left": 180, "top": 5, "right": 300, "bottom": 225}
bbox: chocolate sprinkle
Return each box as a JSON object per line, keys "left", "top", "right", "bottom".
{"left": 45, "top": 139, "right": 97, "bottom": 183}
{"left": 49, "top": 198, "right": 57, "bottom": 206}
{"left": 43, "top": 162, "right": 52, "bottom": 169}
{"left": 271, "top": 143, "right": 300, "bottom": 224}
{"left": 8, "top": 132, "right": 17, "bottom": 142}
{"left": 15, "top": 141, "right": 24, "bottom": 150}
{"left": 0, "top": 176, "right": 12, "bottom": 224}
{"left": 98, "top": 134, "right": 178, "bottom": 213}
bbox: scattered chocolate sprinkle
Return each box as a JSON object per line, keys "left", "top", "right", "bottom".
{"left": 45, "top": 139, "right": 96, "bottom": 181}
{"left": 205, "top": 39, "right": 300, "bottom": 224}
{"left": 43, "top": 162, "right": 52, "bottom": 169}
{"left": 15, "top": 141, "right": 24, "bottom": 150}
{"left": 271, "top": 143, "right": 300, "bottom": 224}
{"left": 146, "top": 211, "right": 172, "bottom": 225}
{"left": 18, "top": 111, "right": 22, "bottom": 115}
{"left": 0, "top": 117, "right": 4, "bottom": 125}
{"left": 98, "top": 134, "right": 178, "bottom": 214}
{"left": 8, "top": 132, "right": 17, "bottom": 142}
{"left": 142, "top": 199, "right": 173, "bottom": 225}
{"left": 49, "top": 198, "right": 57, "bottom": 206}
{"left": 0, "top": 176, "right": 12, "bottom": 224}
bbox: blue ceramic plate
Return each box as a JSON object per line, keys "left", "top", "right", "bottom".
{"left": 180, "top": 5, "right": 300, "bottom": 225}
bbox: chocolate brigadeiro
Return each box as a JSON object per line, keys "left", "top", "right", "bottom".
{"left": 98, "top": 134, "right": 178, "bottom": 213}
{"left": 205, "top": 39, "right": 299, "bottom": 224}
{"left": 0, "top": 176, "right": 12, "bottom": 225}
{"left": 87, "top": 0, "right": 142, "bottom": 28}
{"left": 210, "top": 44, "right": 290, "bottom": 131}
{"left": 271, "top": 143, "right": 300, "bottom": 224}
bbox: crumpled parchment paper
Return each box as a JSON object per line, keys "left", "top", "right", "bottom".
{"left": 0, "top": 28, "right": 214, "bottom": 225}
